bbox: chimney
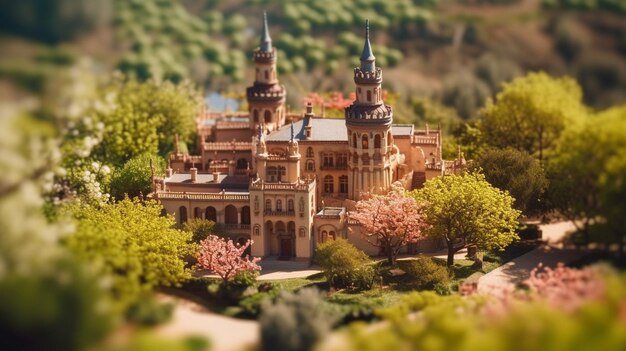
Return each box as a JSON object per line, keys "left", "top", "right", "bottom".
{"left": 304, "top": 102, "right": 313, "bottom": 140}
{"left": 166, "top": 167, "right": 173, "bottom": 177}
{"left": 425, "top": 123, "right": 429, "bottom": 136}
{"left": 213, "top": 172, "right": 219, "bottom": 183}
{"left": 190, "top": 167, "right": 198, "bottom": 183}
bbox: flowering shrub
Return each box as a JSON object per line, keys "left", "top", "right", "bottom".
{"left": 197, "top": 235, "right": 261, "bottom": 282}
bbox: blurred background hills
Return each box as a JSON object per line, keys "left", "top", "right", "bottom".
{"left": 1, "top": 0, "right": 626, "bottom": 118}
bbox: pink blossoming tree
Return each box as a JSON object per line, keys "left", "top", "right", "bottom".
{"left": 350, "top": 187, "right": 429, "bottom": 265}
{"left": 197, "top": 235, "right": 261, "bottom": 283}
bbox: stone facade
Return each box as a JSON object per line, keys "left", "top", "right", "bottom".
{"left": 153, "top": 17, "right": 465, "bottom": 260}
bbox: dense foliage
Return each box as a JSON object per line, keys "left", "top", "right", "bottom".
{"left": 183, "top": 218, "right": 224, "bottom": 243}
{"left": 109, "top": 153, "right": 165, "bottom": 200}
{"left": 260, "top": 288, "right": 338, "bottom": 351}
{"left": 479, "top": 72, "right": 588, "bottom": 161}
{"left": 470, "top": 148, "right": 548, "bottom": 214}
{"left": 64, "top": 198, "right": 194, "bottom": 312}
{"left": 412, "top": 173, "right": 520, "bottom": 266}
{"left": 315, "top": 239, "right": 375, "bottom": 291}
{"left": 398, "top": 256, "right": 451, "bottom": 291}
{"left": 546, "top": 106, "right": 626, "bottom": 246}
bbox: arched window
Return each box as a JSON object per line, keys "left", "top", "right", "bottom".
{"left": 264, "top": 110, "right": 272, "bottom": 123}
{"left": 276, "top": 199, "right": 283, "bottom": 212}
{"left": 225, "top": 205, "right": 238, "bottom": 224}
{"left": 253, "top": 225, "right": 260, "bottom": 236}
{"left": 179, "top": 206, "right": 187, "bottom": 224}
{"left": 253, "top": 110, "right": 259, "bottom": 123}
{"left": 205, "top": 206, "right": 217, "bottom": 222}
{"left": 339, "top": 175, "right": 348, "bottom": 194}
{"left": 362, "top": 134, "right": 369, "bottom": 149}
{"left": 306, "top": 160, "right": 315, "bottom": 172}
{"left": 306, "top": 147, "right": 314, "bottom": 157}
{"left": 367, "top": 90, "right": 371, "bottom": 102}
{"left": 329, "top": 231, "right": 336, "bottom": 240}
{"left": 237, "top": 158, "right": 248, "bottom": 169}
{"left": 352, "top": 133, "right": 357, "bottom": 148}
{"left": 324, "top": 175, "right": 334, "bottom": 194}
{"left": 374, "top": 134, "right": 381, "bottom": 148}
{"left": 241, "top": 206, "right": 251, "bottom": 225}
{"left": 265, "top": 199, "right": 271, "bottom": 211}
{"left": 264, "top": 70, "right": 269, "bottom": 80}
{"left": 194, "top": 207, "right": 203, "bottom": 219}
{"left": 320, "top": 230, "right": 328, "bottom": 244}
{"left": 287, "top": 199, "right": 294, "bottom": 212}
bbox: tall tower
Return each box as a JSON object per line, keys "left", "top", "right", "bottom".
{"left": 246, "top": 13, "right": 286, "bottom": 134}
{"left": 345, "top": 20, "right": 394, "bottom": 199}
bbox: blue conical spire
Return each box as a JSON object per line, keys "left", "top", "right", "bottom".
{"left": 260, "top": 12, "right": 273, "bottom": 52}
{"left": 360, "top": 19, "right": 376, "bottom": 72}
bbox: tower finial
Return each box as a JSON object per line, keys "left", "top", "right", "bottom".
{"left": 290, "top": 121, "right": 294, "bottom": 141}
{"left": 260, "top": 12, "right": 272, "bottom": 52}
{"left": 360, "top": 19, "right": 376, "bottom": 72}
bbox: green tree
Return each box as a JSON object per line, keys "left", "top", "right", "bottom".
{"left": 110, "top": 153, "right": 165, "bottom": 200}
{"left": 470, "top": 148, "right": 548, "bottom": 215}
{"left": 315, "top": 239, "right": 375, "bottom": 290}
{"left": 183, "top": 218, "right": 224, "bottom": 243}
{"left": 547, "top": 106, "right": 626, "bottom": 243}
{"left": 412, "top": 173, "right": 520, "bottom": 266}
{"left": 94, "top": 77, "right": 201, "bottom": 166}
{"left": 64, "top": 198, "right": 194, "bottom": 312}
{"left": 479, "top": 72, "right": 588, "bottom": 161}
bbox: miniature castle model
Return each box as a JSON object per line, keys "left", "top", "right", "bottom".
{"left": 153, "top": 16, "right": 464, "bottom": 259}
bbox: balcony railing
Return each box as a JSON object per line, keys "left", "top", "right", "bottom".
{"left": 319, "top": 164, "right": 348, "bottom": 171}
{"left": 263, "top": 210, "right": 296, "bottom": 217}
{"left": 223, "top": 224, "right": 251, "bottom": 231}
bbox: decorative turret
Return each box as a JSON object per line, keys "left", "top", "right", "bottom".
{"left": 247, "top": 12, "right": 286, "bottom": 134}
{"left": 288, "top": 122, "right": 300, "bottom": 158}
{"left": 345, "top": 20, "right": 394, "bottom": 199}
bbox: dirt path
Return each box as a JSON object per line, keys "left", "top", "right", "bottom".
{"left": 477, "top": 221, "right": 583, "bottom": 295}
{"left": 156, "top": 294, "right": 259, "bottom": 351}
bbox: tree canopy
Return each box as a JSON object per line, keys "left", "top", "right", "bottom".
{"left": 63, "top": 198, "right": 194, "bottom": 312}
{"left": 109, "top": 153, "right": 165, "bottom": 200}
{"left": 546, "top": 106, "right": 626, "bottom": 245}
{"left": 479, "top": 72, "right": 588, "bottom": 161}
{"left": 412, "top": 173, "right": 520, "bottom": 266}
{"left": 470, "top": 148, "right": 548, "bottom": 215}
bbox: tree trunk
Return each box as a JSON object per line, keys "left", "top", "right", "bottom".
{"left": 387, "top": 245, "right": 395, "bottom": 266}
{"left": 447, "top": 242, "right": 455, "bottom": 267}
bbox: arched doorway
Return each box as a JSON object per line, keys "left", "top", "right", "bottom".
{"left": 205, "top": 206, "right": 217, "bottom": 222}
{"left": 241, "top": 206, "right": 251, "bottom": 225}
{"left": 275, "top": 221, "right": 292, "bottom": 260}
{"left": 225, "top": 205, "right": 238, "bottom": 225}
{"left": 179, "top": 206, "right": 187, "bottom": 225}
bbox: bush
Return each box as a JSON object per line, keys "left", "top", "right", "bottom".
{"left": 517, "top": 224, "right": 542, "bottom": 240}
{"left": 259, "top": 288, "right": 338, "bottom": 351}
{"left": 126, "top": 295, "right": 174, "bottom": 326}
{"left": 315, "top": 239, "right": 374, "bottom": 291}
{"left": 399, "top": 256, "right": 450, "bottom": 290}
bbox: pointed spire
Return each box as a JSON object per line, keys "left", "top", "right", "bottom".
{"left": 360, "top": 19, "right": 376, "bottom": 72}
{"left": 260, "top": 12, "right": 272, "bottom": 52}
{"left": 290, "top": 121, "right": 295, "bottom": 141}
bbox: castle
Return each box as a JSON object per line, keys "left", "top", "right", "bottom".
{"left": 153, "top": 16, "right": 464, "bottom": 259}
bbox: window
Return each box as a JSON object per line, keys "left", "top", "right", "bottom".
{"left": 324, "top": 175, "right": 334, "bottom": 194}
{"left": 254, "top": 226, "right": 260, "bottom": 236}
{"left": 288, "top": 199, "right": 294, "bottom": 212}
{"left": 265, "top": 199, "right": 271, "bottom": 211}
{"left": 339, "top": 175, "right": 348, "bottom": 194}
{"left": 367, "top": 90, "right": 371, "bottom": 102}
{"left": 352, "top": 133, "right": 357, "bottom": 148}
{"left": 320, "top": 231, "right": 328, "bottom": 244}
{"left": 306, "top": 147, "right": 314, "bottom": 157}
{"left": 278, "top": 166, "right": 286, "bottom": 181}
{"left": 179, "top": 206, "right": 187, "bottom": 224}
{"left": 337, "top": 153, "right": 347, "bottom": 168}
{"left": 253, "top": 110, "right": 258, "bottom": 123}
{"left": 387, "top": 131, "right": 392, "bottom": 146}
{"left": 306, "top": 160, "right": 315, "bottom": 172}
{"left": 267, "top": 166, "right": 277, "bottom": 182}
{"left": 329, "top": 231, "right": 336, "bottom": 240}
{"left": 362, "top": 134, "right": 369, "bottom": 149}
{"left": 276, "top": 199, "right": 283, "bottom": 212}
{"left": 374, "top": 134, "right": 381, "bottom": 148}
{"left": 264, "top": 70, "right": 269, "bottom": 80}
{"left": 264, "top": 110, "right": 272, "bottom": 123}
{"left": 323, "top": 153, "right": 334, "bottom": 167}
